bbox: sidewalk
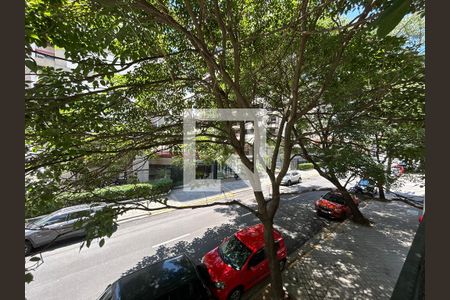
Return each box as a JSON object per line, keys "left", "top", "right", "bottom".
{"left": 280, "top": 200, "right": 421, "bottom": 299}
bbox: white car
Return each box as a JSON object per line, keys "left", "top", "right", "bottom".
{"left": 281, "top": 171, "right": 302, "bottom": 186}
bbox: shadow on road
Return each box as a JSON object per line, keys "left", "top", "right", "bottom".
{"left": 120, "top": 192, "right": 333, "bottom": 278}
{"left": 27, "top": 236, "right": 86, "bottom": 256}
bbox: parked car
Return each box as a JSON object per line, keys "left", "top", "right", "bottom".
{"left": 419, "top": 199, "right": 425, "bottom": 223}
{"left": 315, "top": 191, "right": 360, "bottom": 220}
{"left": 349, "top": 178, "right": 378, "bottom": 197}
{"left": 25, "top": 203, "right": 106, "bottom": 255}
{"left": 201, "top": 223, "right": 287, "bottom": 300}
{"left": 392, "top": 164, "right": 405, "bottom": 177}
{"left": 97, "top": 254, "right": 211, "bottom": 300}
{"left": 280, "top": 170, "right": 302, "bottom": 186}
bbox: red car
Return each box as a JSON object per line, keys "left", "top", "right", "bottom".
{"left": 419, "top": 200, "right": 425, "bottom": 223}
{"left": 315, "top": 191, "right": 360, "bottom": 220}
{"left": 201, "top": 224, "right": 287, "bottom": 300}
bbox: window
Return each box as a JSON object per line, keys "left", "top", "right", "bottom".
{"left": 156, "top": 282, "right": 201, "bottom": 300}
{"left": 218, "top": 236, "right": 252, "bottom": 269}
{"left": 248, "top": 249, "right": 266, "bottom": 268}
{"left": 68, "top": 210, "right": 90, "bottom": 221}
{"left": 98, "top": 285, "right": 112, "bottom": 300}
{"left": 44, "top": 214, "right": 68, "bottom": 226}
{"left": 322, "top": 192, "right": 346, "bottom": 205}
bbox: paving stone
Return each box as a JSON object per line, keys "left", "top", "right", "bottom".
{"left": 283, "top": 200, "right": 420, "bottom": 300}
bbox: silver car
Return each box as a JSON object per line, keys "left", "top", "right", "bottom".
{"left": 281, "top": 170, "right": 302, "bottom": 186}
{"left": 25, "top": 203, "right": 106, "bottom": 255}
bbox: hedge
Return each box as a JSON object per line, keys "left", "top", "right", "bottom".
{"left": 298, "top": 162, "right": 314, "bottom": 170}
{"left": 26, "top": 178, "right": 173, "bottom": 219}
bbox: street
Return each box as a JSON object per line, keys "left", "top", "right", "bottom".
{"left": 25, "top": 190, "right": 330, "bottom": 300}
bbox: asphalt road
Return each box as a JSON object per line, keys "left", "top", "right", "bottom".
{"left": 25, "top": 189, "right": 332, "bottom": 300}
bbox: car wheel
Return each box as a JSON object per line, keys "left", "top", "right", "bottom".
{"left": 288, "top": 180, "right": 291, "bottom": 186}
{"left": 228, "top": 288, "right": 242, "bottom": 300}
{"left": 279, "top": 259, "right": 287, "bottom": 271}
{"left": 25, "top": 240, "right": 33, "bottom": 256}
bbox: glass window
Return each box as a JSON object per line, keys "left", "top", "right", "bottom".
{"left": 44, "top": 214, "right": 68, "bottom": 226}
{"left": 322, "top": 192, "right": 346, "bottom": 205}
{"left": 218, "top": 236, "right": 252, "bottom": 270}
{"left": 98, "top": 285, "right": 112, "bottom": 300}
{"left": 157, "top": 283, "right": 191, "bottom": 300}
{"left": 68, "top": 210, "right": 90, "bottom": 221}
{"left": 248, "top": 249, "right": 266, "bottom": 267}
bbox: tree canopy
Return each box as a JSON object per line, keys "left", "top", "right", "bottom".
{"left": 25, "top": 0, "right": 425, "bottom": 297}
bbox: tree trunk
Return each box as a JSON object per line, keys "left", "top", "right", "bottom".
{"left": 332, "top": 178, "right": 371, "bottom": 226}
{"left": 378, "top": 182, "right": 385, "bottom": 200}
{"left": 262, "top": 218, "right": 285, "bottom": 300}
{"left": 340, "top": 187, "right": 370, "bottom": 225}
{"left": 386, "top": 156, "right": 393, "bottom": 191}
{"left": 253, "top": 189, "right": 285, "bottom": 300}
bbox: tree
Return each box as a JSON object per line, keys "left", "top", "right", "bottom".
{"left": 25, "top": 0, "right": 424, "bottom": 298}
{"left": 294, "top": 32, "right": 424, "bottom": 203}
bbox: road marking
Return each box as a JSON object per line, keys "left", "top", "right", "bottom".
{"left": 152, "top": 233, "right": 190, "bottom": 248}
{"left": 241, "top": 212, "right": 252, "bottom": 217}
{"left": 285, "top": 195, "right": 298, "bottom": 201}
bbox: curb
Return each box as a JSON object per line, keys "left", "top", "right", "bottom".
{"left": 117, "top": 208, "right": 174, "bottom": 224}
{"left": 115, "top": 187, "right": 329, "bottom": 225}
{"left": 281, "top": 187, "right": 333, "bottom": 196}
{"left": 116, "top": 186, "right": 332, "bottom": 225}
{"left": 116, "top": 192, "right": 236, "bottom": 224}
{"left": 248, "top": 214, "right": 348, "bottom": 300}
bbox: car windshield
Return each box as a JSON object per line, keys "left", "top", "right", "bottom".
{"left": 218, "top": 236, "right": 252, "bottom": 270}
{"left": 359, "top": 179, "right": 369, "bottom": 186}
{"left": 31, "top": 214, "right": 57, "bottom": 227}
{"left": 322, "top": 192, "right": 346, "bottom": 205}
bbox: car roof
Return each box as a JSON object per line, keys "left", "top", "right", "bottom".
{"left": 53, "top": 203, "right": 105, "bottom": 215}
{"left": 235, "top": 224, "right": 282, "bottom": 252}
{"left": 113, "top": 254, "right": 199, "bottom": 299}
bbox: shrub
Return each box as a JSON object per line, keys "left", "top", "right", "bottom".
{"left": 26, "top": 178, "right": 173, "bottom": 219}
{"left": 62, "top": 178, "right": 173, "bottom": 203}
{"left": 298, "top": 162, "right": 314, "bottom": 170}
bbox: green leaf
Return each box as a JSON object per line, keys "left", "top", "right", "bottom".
{"left": 29, "top": 256, "right": 41, "bottom": 262}
{"left": 25, "top": 59, "right": 38, "bottom": 73}
{"left": 29, "top": 33, "right": 40, "bottom": 42}
{"left": 375, "top": 0, "right": 412, "bottom": 37}
{"left": 99, "top": 238, "right": 105, "bottom": 247}
{"left": 25, "top": 272, "right": 34, "bottom": 284}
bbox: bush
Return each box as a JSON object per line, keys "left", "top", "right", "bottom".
{"left": 62, "top": 178, "right": 173, "bottom": 203}
{"left": 26, "top": 178, "right": 173, "bottom": 219}
{"left": 298, "top": 162, "right": 314, "bottom": 170}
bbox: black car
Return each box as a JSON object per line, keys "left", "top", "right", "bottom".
{"left": 97, "top": 255, "right": 211, "bottom": 300}
{"left": 349, "top": 178, "right": 378, "bottom": 197}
